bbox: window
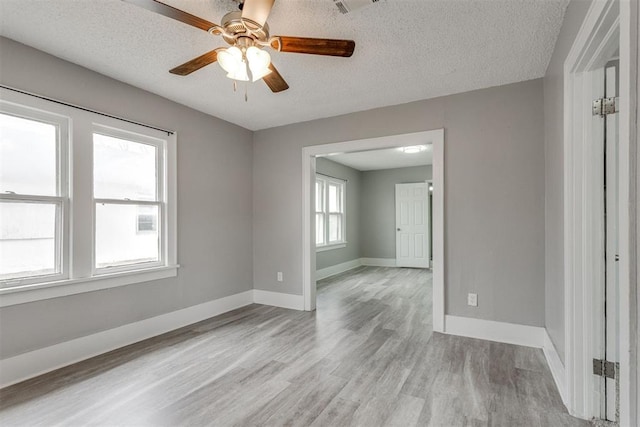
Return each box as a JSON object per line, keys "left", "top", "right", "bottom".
{"left": 315, "top": 175, "right": 346, "bottom": 248}
{"left": 0, "top": 105, "right": 69, "bottom": 285}
{"left": 0, "top": 93, "right": 177, "bottom": 305}
{"left": 93, "top": 129, "right": 164, "bottom": 271}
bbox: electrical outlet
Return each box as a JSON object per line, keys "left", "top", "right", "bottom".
{"left": 277, "top": 272, "right": 283, "bottom": 282}
{"left": 467, "top": 293, "right": 478, "bottom": 307}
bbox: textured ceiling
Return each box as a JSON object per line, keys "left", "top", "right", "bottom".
{"left": 0, "top": 0, "right": 568, "bottom": 131}
{"left": 325, "top": 145, "right": 432, "bottom": 171}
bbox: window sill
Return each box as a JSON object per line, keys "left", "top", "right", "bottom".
{"left": 0, "top": 265, "right": 179, "bottom": 308}
{"left": 316, "top": 243, "right": 347, "bottom": 252}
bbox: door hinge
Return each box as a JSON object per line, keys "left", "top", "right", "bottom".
{"left": 593, "top": 358, "right": 617, "bottom": 379}
{"left": 592, "top": 97, "right": 619, "bottom": 117}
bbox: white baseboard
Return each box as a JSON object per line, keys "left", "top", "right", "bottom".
{"left": 543, "top": 329, "right": 568, "bottom": 406}
{"left": 253, "top": 289, "right": 304, "bottom": 311}
{"left": 360, "top": 258, "right": 397, "bottom": 267}
{"left": 316, "top": 258, "right": 401, "bottom": 278}
{"left": 316, "top": 259, "right": 362, "bottom": 280}
{"left": 444, "top": 315, "right": 545, "bottom": 348}
{"left": 0, "top": 290, "right": 254, "bottom": 388}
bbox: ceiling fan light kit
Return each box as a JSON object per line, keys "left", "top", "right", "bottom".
{"left": 124, "top": 0, "right": 356, "bottom": 94}
{"left": 217, "top": 44, "right": 272, "bottom": 82}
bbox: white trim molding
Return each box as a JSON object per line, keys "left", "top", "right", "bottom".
{"left": 1, "top": 288, "right": 316, "bottom": 388}
{"left": 253, "top": 289, "right": 305, "bottom": 310}
{"left": 316, "top": 259, "right": 362, "bottom": 280}
{"left": 0, "top": 290, "right": 254, "bottom": 388}
{"left": 302, "top": 129, "right": 445, "bottom": 333}
{"left": 444, "top": 315, "right": 545, "bottom": 348}
{"left": 316, "top": 243, "right": 347, "bottom": 253}
{"left": 563, "top": 0, "right": 635, "bottom": 422}
{"left": 543, "top": 329, "right": 568, "bottom": 407}
{"left": 0, "top": 266, "right": 179, "bottom": 308}
{"left": 360, "top": 258, "right": 397, "bottom": 267}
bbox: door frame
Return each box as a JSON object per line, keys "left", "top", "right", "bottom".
{"left": 563, "top": 0, "right": 636, "bottom": 423}
{"left": 301, "top": 129, "right": 445, "bottom": 333}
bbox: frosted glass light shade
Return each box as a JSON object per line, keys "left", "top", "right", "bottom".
{"left": 226, "top": 68, "right": 249, "bottom": 82}
{"left": 218, "top": 46, "right": 272, "bottom": 83}
{"left": 246, "top": 46, "right": 272, "bottom": 81}
{"left": 218, "top": 47, "right": 243, "bottom": 73}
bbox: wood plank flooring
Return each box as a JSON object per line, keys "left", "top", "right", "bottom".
{"left": 0, "top": 266, "right": 588, "bottom": 426}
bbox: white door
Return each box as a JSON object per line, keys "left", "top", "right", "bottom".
{"left": 395, "top": 183, "right": 429, "bottom": 268}
{"left": 603, "top": 60, "right": 619, "bottom": 422}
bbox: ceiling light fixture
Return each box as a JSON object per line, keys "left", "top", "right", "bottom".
{"left": 218, "top": 45, "right": 272, "bottom": 82}
{"left": 125, "top": 0, "right": 356, "bottom": 95}
{"left": 401, "top": 145, "right": 427, "bottom": 154}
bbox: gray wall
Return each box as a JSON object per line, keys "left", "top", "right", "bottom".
{"left": 253, "top": 78, "right": 545, "bottom": 327}
{"left": 360, "top": 166, "right": 432, "bottom": 259}
{"left": 543, "top": 0, "right": 593, "bottom": 363}
{"left": 0, "top": 38, "right": 254, "bottom": 359}
{"left": 315, "top": 158, "right": 362, "bottom": 270}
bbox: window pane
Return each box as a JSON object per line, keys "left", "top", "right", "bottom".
{"left": 96, "top": 204, "right": 159, "bottom": 268}
{"left": 0, "top": 113, "right": 57, "bottom": 196}
{"left": 328, "top": 184, "right": 340, "bottom": 212}
{"left": 329, "top": 214, "right": 342, "bottom": 242}
{"left": 0, "top": 202, "right": 57, "bottom": 280}
{"left": 315, "top": 213, "right": 325, "bottom": 245}
{"left": 93, "top": 133, "right": 157, "bottom": 201}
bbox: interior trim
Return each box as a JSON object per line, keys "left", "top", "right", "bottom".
{"left": 444, "top": 315, "right": 545, "bottom": 348}
{"left": 543, "top": 329, "right": 568, "bottom": 407}
{"left": 0, "top": 290, "right": 254, "bottom": 388}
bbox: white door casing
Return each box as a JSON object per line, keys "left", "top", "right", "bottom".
{"left": 563, "top": 0, "right": 635, "bottom": 424}
{"left": 395, "top": 183, "right": 429, "bottom": 268}
{"left": 301, "top": 129, "right": 445, "bottom": 332}
{"left": 604, "top": 61, "right": 620, "bottom": 422}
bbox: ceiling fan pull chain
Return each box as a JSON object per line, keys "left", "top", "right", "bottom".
{"left": 233, "top": 80, "right": 237, "bottom": 92}
{"left": 245, "top": 82, "right": 248, "bottom": 102}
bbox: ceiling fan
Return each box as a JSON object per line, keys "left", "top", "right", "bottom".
{"left": 123, "top": 0, "right": 356, "bottom": 93}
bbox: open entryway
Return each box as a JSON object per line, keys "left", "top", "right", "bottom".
{"left": 301, "top": 130, "right": 445, "bottom": 332}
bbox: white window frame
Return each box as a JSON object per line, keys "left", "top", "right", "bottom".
{"left": 315, "top": 174, "right": 346, "bottom": 251}
{"left": 0, "top": 101, "right": 70, "bottom": 286}
{"left": 92, "top": 124, "right": 166, "bottom": 275}
{"left": 0, "top": 89, "right": 178, "bottom": 308}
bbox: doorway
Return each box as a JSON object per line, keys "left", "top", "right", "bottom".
{"left": 563, "top": 0, "right": 633, "bottom": 423}
{"left": 301, "top": 129, "right": 445, "bottom": 332}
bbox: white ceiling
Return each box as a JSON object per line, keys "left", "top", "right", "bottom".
{"left": 0, "top": 0, "right": 568, "bottom": 131}
{"left": 323, "top": 145, "right": 432, "bottom": 171}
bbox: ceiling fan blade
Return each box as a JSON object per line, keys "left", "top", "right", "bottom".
{"left": 241, "top": 0, "right": 275, "bottom": 29}
{"left": 273, "top": 36, "right": 355, "bottom": 57}
{"left": 263, "top": 63, "right": 289, "bottom": 93}
{"left": 123, "top": 0, "right": 216, "bottom": 32}
{"left": 169, "top": 50, "right": 219, "bottom": 76}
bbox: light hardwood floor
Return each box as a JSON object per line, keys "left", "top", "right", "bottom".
{"left": 0, "top": 267, "right": 587, "bottom": 426}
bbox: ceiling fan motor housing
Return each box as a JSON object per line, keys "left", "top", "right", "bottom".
{"left": 220, "top": 11, "right": 270, "bottom": 44}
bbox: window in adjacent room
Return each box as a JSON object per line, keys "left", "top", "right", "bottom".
{"left": 315, "top": 174, "right": 346, "bottom": 249}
